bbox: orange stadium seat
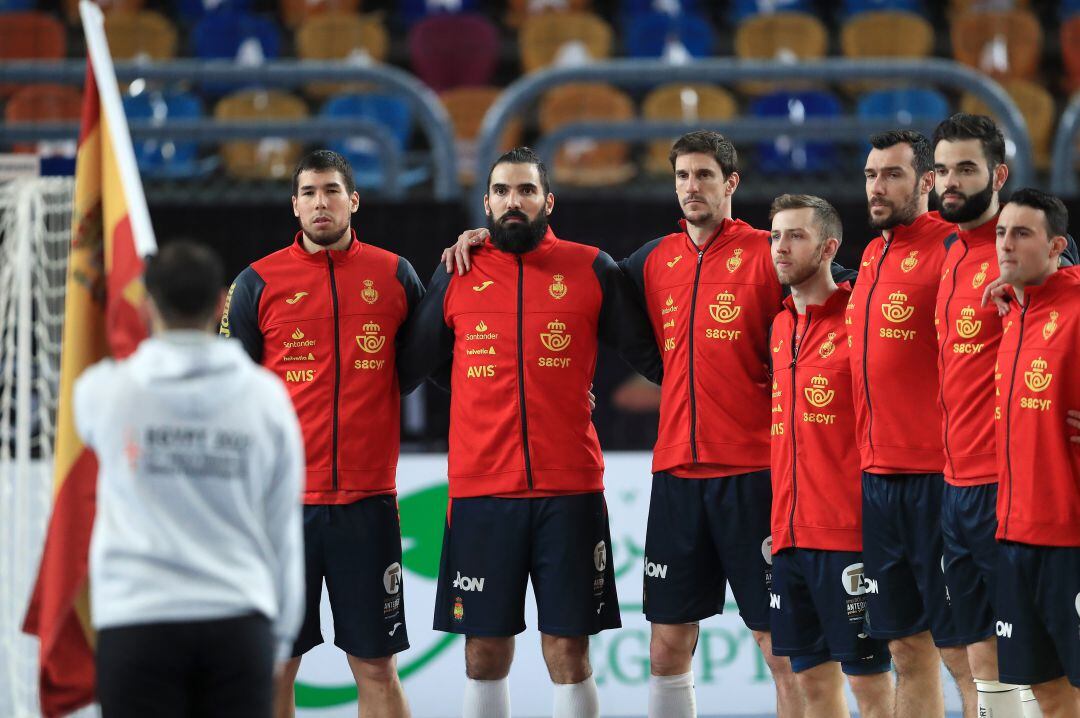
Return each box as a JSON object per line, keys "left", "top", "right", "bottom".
{"left": 279, "top": 0, "right": 359, "bottom": 30}
{"left": 4, "top": 84, "right": 83, "bottom": 154}
{"left": 214, "top": 89, "right": 310, "bottom": 179}
{"left": 951, "top": 9, "right": 1042, "bottom": 82}
{"left": 0, "top": 12, "right": 65, "bottom": 98}
{"left": 519, "top": 11, "right": 613, "bottom": 74}
{"left": 640, "top": 83, "right": 737, "bottom": 175}
{"left": 64, "top": 0, "right": 144, "bottom": 25}
{"left": 734, "top": 12, "right": 828, "bottom": 95}
{"left": 506, "top": 0, "right": 591, "bottom": 30}
{"left": 840, "top": 11, "right": 934, "bottom": 93}
{"left": 961, "top": 79, "right": 1054, "bottom": 169}
{"left": 538, "top": 82, "right": 635, "bottom": 186}
{"left": 948, "top": 0, "right": 1029, "bottom": 20}
{"left": 295, "top": 12, "right": 388, "bottom": 99}
{"left": 104, "top": 11, "right": 178, "bottom": 61}
{"left": 1061, "top": 17, "right": 1080, "bottom": 93}
{"left": 440, "top": 86, "right": 523, "bottom": 185}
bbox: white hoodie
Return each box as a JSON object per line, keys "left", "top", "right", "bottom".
{"left": 74, "top": 331, "right": 304, "bottom": 660}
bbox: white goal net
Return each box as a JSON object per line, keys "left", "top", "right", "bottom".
{"left": 0, "top": 176, "right": 76, "bottom": 718}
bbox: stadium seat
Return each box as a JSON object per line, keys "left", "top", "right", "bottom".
{"left": 506, "top": 0, "right": 591, "bottom": 30}
{"left": 734, "top": 12, "right": 828, "bottom": 95}
{"left": 0, "top": 12, "right": 64, "bottom": 97}
{"left": 176, "top": 0, "right": 253, "bottom": 25}
{"left": 123, "top": 90, "right": 210, "bottom": 178}
{"left": 951, "top": 8, "right": 1042, "bottom": 82}
{"left": 193, "top": 10, "right": 281, "bottom": 94}
{"left": 104, "top": 10, "right": 178, "bottom": 60}
{"left": 408, "top": 13, "right": 499, "bottom": 93}
{"left": 4, "top": 84, "right": 81, "bottom": 155}
{"left": 519, "top": 11, "right": 612, "bottom": 73}
{"left": 0, "top": 0, "right": 36, "bottom": 13}
{"left": 948, "top": 0, "right": 1028, "bottom": 19}
{"left": 296, "top": 12, "right": 388, "bottom": 98}
{"left": 620, "top": 0, "right": 703, "bottom": 15}
{"left": 64, "top": 0, "right": 144, "bottom": 24}
{"left": 640, "top": 83, "right": 737, "bottom": 175}
{"left": 1064, "top": 0, "right": 1080, "bottom": 18}
{"left": 440, "top": 86, "right": 524, "bottom": 185}
{"left": 841, "top": 11, "right": 933, "bottom": 59}
{"left": 961, "top": 79, "right": 1053, "bottom": 169}
{"left": 843, "top": 0, "right": 923, "bottom": 16}
{"left": 279, "top": 0, "right": 359, "bottom": 29}
{"left": 538, "top": 83, "right": 636, "bottom": 186}
{"left": 214, "top": 89, "right": 309, "bottom": 179}
{"left": 1061, "top": 16, "right": 1080, "bottom": 92}
{"left": 399, "top": 0, "right": 480, "bottom": 28}
{"left": 857, "top": 87, "right": 950, "bottom": 125}
{"left": 729, "top": 0, "right": 812, "bottom": 24}
{"left": 321, "top": 93, "right": 429, "bottom": 190}
{"left": 748, "top": 90, "right": 842, "bottom": 174}
{"left": 623, "top": 10, "right": 714, "bottom": 60}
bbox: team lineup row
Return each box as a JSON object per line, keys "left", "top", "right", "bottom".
{"left": 77, "top": 113, "right": 1080, "bottom": 718}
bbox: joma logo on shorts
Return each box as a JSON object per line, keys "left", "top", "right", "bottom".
{"left": 644, "top": 558, "right": 668, "bottom": 579}
{"left": 452, "top": 571, "right": 485, "bottom": 592}
{"left": 863, "top": 577, "right": 879, "bottom": 594}
{"left": 996, "top": 620, "right": 1013, "bottom": 638}
{"left": 769, "top": 593, "right": 781, "bottom": 609}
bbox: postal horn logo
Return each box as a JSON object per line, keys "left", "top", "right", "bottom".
{"left": 955, "top": 306, "right": 982, "bottom": 339}
{"left": 726, "top": 247, "right": 743, "bottom": 273}
{"left": 356, "top": 322, "right": 385, "bottom": 354}
{"left": 540, "top": 320, "right": 572, "bottom": 352}
{"left": 818, "top": 331, "right": 837, "bottom": 359}
{"left": 709, "top": 290, "right": 741, "bottom": 324}
{"left": 361, "top": 279, "right": 379, "bottom": 304}
{"left": 900, "top": 250, "right": 919, "bottom": 273}
{"left": 804, "top": 374, "right": 835, "bottom": 408}
{"left": 881, "top": 291, "right": 914, "bottom": 324}
{"left": 549, "top": 274, "right": 567, "bottom": 299}
{"left": 1023, "top": 357, "right": 1052, "bottom": 393}
{"left": 1043, "top": 310, "right": 1059, "bottom": 341}
{"left": 972, "top": 261, "right": 989, "bottom": 289}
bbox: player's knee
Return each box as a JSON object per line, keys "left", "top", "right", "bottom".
{"left": 795, "top": 668, "right": 838, "bottom": 702}
{"left": 847, "top": 671, "right": 892, "bottom": 701}
{"left": 1029, "top": 679, "right": 1074, "bottom": 714}
{"left": 465, "top": 637, "right": 514, "bottom": 680}
{"left": 888, "top": 633, "right": 938, "bottom": 674}
{"left": 649, "top": 624, "right": 696, "bottom": 675}
{"left": 752, "top": 631, "right": 793, "bottom": 678}
{"left": 346, "top": 655, "right": 399, "bottom": 686}
{"left": 938, "top": 645, "right": 972, "bottom": 680}
{"left": 542, "top": 635, "right": 591, "bottom": 684}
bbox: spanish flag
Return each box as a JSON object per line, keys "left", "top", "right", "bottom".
{"left": 21, "top": 2, "right": 156, "bottom": 714}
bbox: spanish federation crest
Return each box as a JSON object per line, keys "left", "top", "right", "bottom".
{"left": 726, "top": 248, "right": 743, "bottom": 273}
{"left": 818, "top": 332, "right": 837, "bottom": 359}
{"left": 972, "top": 262, "right": 989, "bottom": 289}
{"left": 900, "top": 250, "right": 919, "bottom": 273}
{"left": 1043, "top": 310, "right": 1059, "bottom": 341}
{"left": 361, "top": 279, "right": 379, "bottom": 304}
{"left": 549, "top": 274, "right": 567, "bottom": 299}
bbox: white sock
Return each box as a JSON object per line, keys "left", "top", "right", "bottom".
{"left": 1018, "top": 686, "right": 1043, "bottom": 718}
{"left": 648, "top": 671, "right": 696, "bottom": 718}
{"left": 975, "top": 679, "right": 1023, "bottom": 718}
{"left": 552, "top": 675, "right": 600, "bottom": 718}
{"left": 463, "top": 677, "right": 510, "bottom": 718}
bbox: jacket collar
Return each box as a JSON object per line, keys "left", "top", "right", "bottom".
{"left": 287, "top": 228, "right": 363, "bottom": 265}
{"left": 886, "top": 210, "right": 945, "bottom": 245}
{"left": 476, "top": 226, "right": 560, "bottom": 263}
{"left": 679, "top": 217, "right": 734, "bottom": 255}
{"left": 782, "top": 281, "right": 852, "bottom": 315}
{"left": 957, "top": 213, "right": 999, "bottom": 247}
{"left": 1005, "top": 264, "right": 1080, "bottom": 307}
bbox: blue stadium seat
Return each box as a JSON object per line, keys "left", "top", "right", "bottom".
{"left": 856, "top": 87, "right": 949, "bottom": 126}
{"left": 620, "top": 0, "right": 703, "bottom": 16}
{"left": 193, "top": 10, "right": 281, "bottom": 94}
{"left": 624, "top": 10, "right": 714, "bottom": 59}
{"left": 0, "top": 0, "right": 35, "bottom": 13}
{"left": 729, "top": 0, "right": 812, "bottom": 24}
{"left": 1063, "top": 0, "right": 1080, "bottom": 18}
{"left": 843, "top": 0, "right": 924, "bottom": 17}
{"left": 123, "top": 90, "right": 213, "bottom": 178}
{"left": 749, "top": 90, "right": 842, "bottom": 174}
{"left": 399, "top": 0, "right": 480, "bottom": 27}
{"left": 176, "top": 0, "right": 253, "bottom": 25}
{"left": 321, "top": 93, "right": 429, "bottom": 189}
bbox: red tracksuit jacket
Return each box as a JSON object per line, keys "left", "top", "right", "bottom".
{"left": 399, "top": 228, "right": 662, "bottom": 498}
{"left": 770, "top": 284, "right": 862, "bottom": 553}
{"left": 935, "top": 217, "right": 1001, "bottom": 485}
{"left": 847, "top": 211, "right": 953, "bottom": 475}
{"left": 995, "top": 265, "right": 1080, "bottom": 547}
{"left": 222, "top": 231, "right": 423, "bottom": 504}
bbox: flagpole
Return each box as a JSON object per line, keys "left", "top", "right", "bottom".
{"left": 78, "top": 0, "right": 157, "bottom": 258}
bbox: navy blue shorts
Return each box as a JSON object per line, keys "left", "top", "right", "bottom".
{"left": 996, "top": 542, "right": 1080, "bottom": 688}
{"left": 941, "top": 482, "right": 999, "bottom": 644}
{"left": 771, "top": 548, "right": 892, "bottom": 675}
{"left": 861, "top": 472, "right": 962, "bottom": 647}
{"left": 433, "top": 492, "right": 620, "bottom": 637}
{"left": 293, "top": 496, "right": 409, "bottom": 659}
{"left": 643, "top": 470, "right": 773, "bottom": 631}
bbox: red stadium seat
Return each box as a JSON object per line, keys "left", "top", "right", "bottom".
{"left": 951, "top": 9, "right": 1042, "bottom": 82}
{"left": 408, "top": 13, "right": 500, "bottom": 93}
{"left": 4, "top": 84, "right": 82, "bottom": 155}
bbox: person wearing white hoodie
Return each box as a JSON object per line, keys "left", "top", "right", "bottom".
{"left": 75, "top": 241, "right": 305, "bottom": 718}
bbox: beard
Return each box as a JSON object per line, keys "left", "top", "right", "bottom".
{"left": 868, "top": 180, "right": 922, "bottom": 231}
{"left": 301, "top": 218, "right": 350, "bottom": 247}
{"left": 937, "top": 179, "right": 994, "bottom": 224}
{"left": 488, "top": 210, "right": 548, "bottom": 254}
{"left": 777, "top": 242, "right": 825, "bottom": 287}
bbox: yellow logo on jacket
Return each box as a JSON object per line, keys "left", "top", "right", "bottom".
{"left": 881, "top": 291, "right": 914, "bottom": 324}
{"left": 972, "top": 262, "right": 989, "bottom": 289}
{"left": 709, "top": 291, "right": 741, "bottom": 324}
{"left": 667, "top": 255, "right": 682, "bottom": 268}
{"left": 356, "top": 322, "right": 386, "bottom": 354}
{"left": 818, "top": 332, "right": 837, "bottom": 359}
{"left": 900, "top": 250, "right": 919, "bottom": 273}
{"left": 1023, "top": 357, "right": 1052, "bottom": 393}
{"left": 549, "top": 274, "right": 567, "bottom": 299}
{"left": 726, "top": 248, "right": 743, "bottom": 273}
{"left": 804, "top": 375, "right": 835, "bottom": 408}
{"left": 361, "top": 279, "right": 379, "bottom": 304}
{"left": 955, "top": 306, "right": 982, "bottom": 339}
{"left": 540, "top": 320, "right": 572, "bottom": 352}
{"left": 285, "top": 291, "right": 308, "bottom": 305}
{"left": 1043, "top": 311, "right": 1059, "bottom": 341}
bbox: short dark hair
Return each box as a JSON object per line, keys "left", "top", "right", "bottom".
{"left": 932, "top": 113, "right": 1006, "bottom": 168}
{"left": 870, "top": 129, "right": 933, "bottom": 176}
{"left": 1006, "top": 188, "right": 1069, "bottom": 238}
{"left": 769, "top": 193, "right": 843, "bottom": 244}
{"left": 486, "top": 146, "right": 550, "bottom": 196}
{"left": 292, "top": 149, "right": 356, "bottom": 196}
{"left": 144, "top": 240, "right": 225, "bottom": 326}
{"left": 669, "top": 130, "right": 738, "bottom": 177}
